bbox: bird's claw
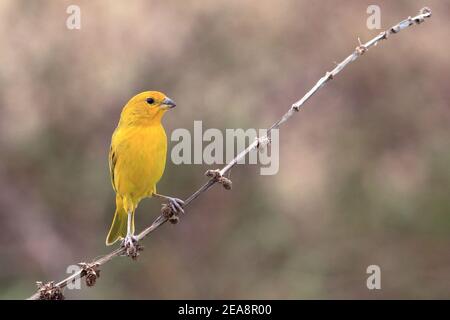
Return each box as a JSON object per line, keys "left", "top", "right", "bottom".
{"left": 169, "top": 197, "right": 185, "bottom": 214}
{"left": 121, "top": 234, "right": 138, "bottom": 247}
{"left": 120, "top": 235, "right": 142, "bottom": 260}
{"left": 162, "top": 197, "right": 184, "bottom": 224}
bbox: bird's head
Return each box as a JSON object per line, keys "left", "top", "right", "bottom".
{"left": 120, "top": 91, "right": 176, "bottom": 125}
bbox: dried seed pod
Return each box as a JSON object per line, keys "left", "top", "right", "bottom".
{"left": 161, "top": 203, "right": 173, "bottom": 218}
{"left": 218, "top": 176, "right": 232, "bottom": 190}
{"left": 36, "top": 281, "right": 64, "bottom": 300}
{"left": 126, "top": 243, "right": 144, "bottom": 260}
{"left": 78, "top": 263, "right": 101, "bottom": 287}
{"left": 205, "top": 169, "right": 232, "bottom": 190}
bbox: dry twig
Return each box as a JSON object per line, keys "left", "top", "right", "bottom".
{"left": 27, "top": 7, "right": 431, "bottom": 300}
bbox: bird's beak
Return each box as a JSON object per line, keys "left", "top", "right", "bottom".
{"left": 162, "top": 97, "right": 176, "bottom": 109}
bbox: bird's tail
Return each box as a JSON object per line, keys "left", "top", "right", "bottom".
{"left": 106, "top": 195, "right": 134, "bottom": 245}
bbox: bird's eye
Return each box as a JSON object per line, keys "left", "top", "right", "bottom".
{"left": 146, "top": 98, "right": 155, "bottom": 104}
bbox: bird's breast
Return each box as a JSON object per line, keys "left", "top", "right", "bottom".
{"left": 112, "top": 124, "right": 167, "bottom": 199}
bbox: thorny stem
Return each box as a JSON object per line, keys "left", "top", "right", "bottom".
{"left": 27, "top": 7, "right": 431, "bottom": 300}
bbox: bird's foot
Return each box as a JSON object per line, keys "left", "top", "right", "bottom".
{"left": 120, "top": 235, "right": 142, "bottom": 260}
{"left": 122, "top": 234, "right": 138, "bottom": 247}
{"left": 161, "top": 197, "right": 184, "bottom": 224}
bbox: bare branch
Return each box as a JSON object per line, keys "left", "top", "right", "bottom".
{"left": 27, "top": 7, "right": 432, "bottom": 300}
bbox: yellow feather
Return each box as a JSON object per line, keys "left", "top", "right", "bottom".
{"left": 106, "top": 91, "right": 172, "bottom": 245}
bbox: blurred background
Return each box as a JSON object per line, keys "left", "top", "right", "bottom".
{"left": 0, "top": 0, "right": 449, "bottom": 299}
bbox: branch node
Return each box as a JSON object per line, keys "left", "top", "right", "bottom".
{"left": 162, "top": 203, "right": 180, "bottom": 224}
{"left": 124, "top": 243, "right": 144, "bottom": 260}
{"left": 291, "top": 104, "right": 300, "bottom": 112}
{"left": 256, "top": 136, "right": 271, "bottom": 151}
{"left": 78, "top": 262, "right": 101, "bottom": 287}
{"left": 205, "top": 169, "right": 232, "bottom": 190}
{"left": 36, "top": 281, "right": 65, "bottom": 300}
{"left": 390, "top": 25, "right": 400, "bottom": 34}
{"left": 420, "top": 7, "right": 431, "bottom": 17}
{"left": 356, "top": 38, "right": 367, "bottom": 55}
{"left": 355, "top": 45, "right": 367, "bottom": 55}
{"left": 380, "top": 31, "right": 389, "bottom": 40}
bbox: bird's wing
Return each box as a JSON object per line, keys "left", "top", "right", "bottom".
{"left": 109, "top": 144, "right": 118, "bottom": 192}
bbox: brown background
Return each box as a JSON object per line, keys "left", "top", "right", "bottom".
{"left": 0, "top": 0, "right": 449, "bottom": 299}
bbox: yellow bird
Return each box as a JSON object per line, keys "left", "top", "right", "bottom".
{"left": 106, "top": 91, "right": 184, "bottom": 247}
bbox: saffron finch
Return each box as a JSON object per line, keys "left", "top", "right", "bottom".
{"left": 106, "top": 91, "right": 184, "bottom": 248}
